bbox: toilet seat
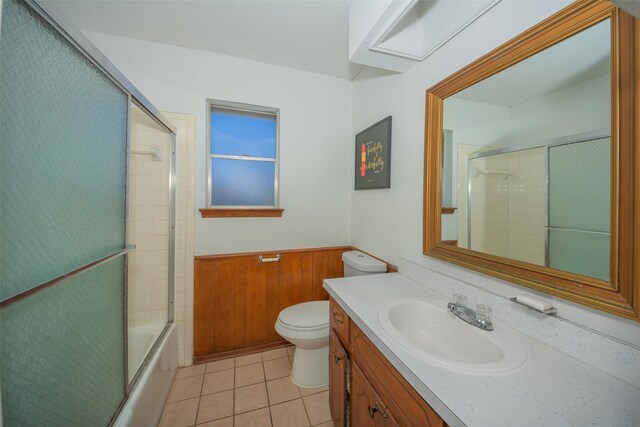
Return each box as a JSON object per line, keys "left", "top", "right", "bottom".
{"left": 277, "top": 300, "right": 329, "bottom": 331}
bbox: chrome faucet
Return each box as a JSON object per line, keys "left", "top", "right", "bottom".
{"left": 447, "top": 294, "right": 494, "bottom": 331}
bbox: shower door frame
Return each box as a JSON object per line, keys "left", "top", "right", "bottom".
{"left": 12, "top": 0, "right": 178, "bottom": 418}
{"left": 465, "top": 128, "right": 610, "bottom": 268}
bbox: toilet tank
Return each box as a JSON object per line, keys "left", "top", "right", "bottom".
{"left": 342, "top": 250, "right": 387, "bottom": 277}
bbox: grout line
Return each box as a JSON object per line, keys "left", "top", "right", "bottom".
{"left": 231, "top": 366, "right": 237, "bottom": 419}
{"left": 265, "top": 360, "right": 275, "bottom": 427}
{"left": 261, "top": 359, "right": 276, "bottom": 426}
{"left": 193, "top": 370, "right": 206, "bottom": 425}
{"left": 301, "top": 394, "right": 313, "bottom": 427}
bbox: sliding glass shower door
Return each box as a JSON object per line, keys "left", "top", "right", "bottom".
{"left": 547, "top": 137, "right": 611, "bottom": 281}
{"left": 0, "top": 0, "right": 129, "bottom": 424}
{"left": 0, "top": 0, "right": 176, "bottom": 425}
{"left": 465, "top": 133, "right": 610, "bottom": 281}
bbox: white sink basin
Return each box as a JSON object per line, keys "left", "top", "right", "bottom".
{"left": 378, "top": 298, "right": 527, "bottom": 375}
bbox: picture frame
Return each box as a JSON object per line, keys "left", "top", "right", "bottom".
{"left": 354, "top": 116, "right": 392, "bottom": 190}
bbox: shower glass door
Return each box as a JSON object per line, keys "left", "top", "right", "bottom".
{"left": 1, "top": 0, "right": 127, "bottom": 424}
{"left": 547, "top": 137, "right": 611, "bottom": 281}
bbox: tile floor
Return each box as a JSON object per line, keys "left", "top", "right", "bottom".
{"left": 160, "top": 346, "right": 334, "bottom": 427}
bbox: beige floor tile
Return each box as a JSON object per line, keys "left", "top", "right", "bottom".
{"left": 267, "top": 376, "right": 301, "bottom": 405}
{"left": 235, "top": 362, "right": 265, "bottom": 387}
{"left": 270, "top": 398, "right": 310, "bottom": 427}
{"left": 286, "top": 346, "right": 295, "bottom": 356}
{"left": 235, "top": 352, "right": 262, "bottom": 367}
{"left": 264, "top": 357, "right": 291, "bottom": 380}
{"left": 206, "top": 358, "right": 234, "bottom": 373}
{"left": 202, "top": 368, "right": 234, "bottom": 395}
{"left": 303, "top": 391, "right": 331, "bottom": 425}
{"left": 262, "top": 347, "right": 288, "bottom": 361}
{"left": 158, "top": 397, "right": 199, "bottom": 427}
{"left": 235, "top": 382, "right": 269, "bottom": 414}
{"left": 196, "top": 417, "right": 233, "bottom": 427}
{"left": 197, "top": 390, "right": 234, "bottom": 424}
{"left": 299, "top": 384, "right": 329, "bottom": 397}
{"left": 312, "top": 422, "right": 334, "bottom": 427}
{"left": 175, "top": 364, "right": 206, "bottom": 380}
{"left": 234, "top": 407, "right": 272, "bottom": 427}
{"left": 289, "top": 355, "right": 295, "bottom": 366}
{"left": 167, "top": 375, "right": 204, "bottom": 402}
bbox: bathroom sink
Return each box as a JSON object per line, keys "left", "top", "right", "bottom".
{"left": 378, "top": 298, "right": 527, "bottom": 374}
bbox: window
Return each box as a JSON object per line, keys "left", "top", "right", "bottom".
{"left": 204, "top": 100, "right": 281, "bottom": 217}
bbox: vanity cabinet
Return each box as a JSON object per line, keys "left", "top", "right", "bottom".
{"left": 329, "top": 298, "right": 447, "bottom": 427}
{"left": 329, "top": 329, "right": 348, "bottom": 426}
{"left": 351, "top": 362, "right": 399, "bottom": 426}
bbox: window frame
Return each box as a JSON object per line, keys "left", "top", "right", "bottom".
{"left": 205, "top": 99, "right": 280, "bottom": 211}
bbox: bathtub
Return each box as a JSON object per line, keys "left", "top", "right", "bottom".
{"left": 128, "top": 323, "right": 166, "bottom": 383}
{"left": 114, "top": 323, "right": 177, "bottom": 427}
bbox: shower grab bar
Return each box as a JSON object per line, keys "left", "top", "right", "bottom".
{"left": 0, "top": 245, "right": 136, "bottom": 309}
{"left": 259, "top": 255, "right": 281, "bottom": 263}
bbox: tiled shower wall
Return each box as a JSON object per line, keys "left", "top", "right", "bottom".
{"left": 469, "top": 155, "right": 510, "bottom": 258}
{"left": 163, "top": 112, "right": 196, "bottom": 367}
{"left": 128, "top": 109, "right": 195, "bottom": 366}
{"left": 128, "top": 106, "right": 170, "bottom": 328}
{"left": 467, "top": 148, "right": 545, "bottom": 265}
{"left": 509, "top": 148, "right": 545, "bottom": 265}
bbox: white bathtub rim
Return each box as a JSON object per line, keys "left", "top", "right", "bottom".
{"left": 128, "top": 323, "right": 166, "bottom": 383}
{"left": 113, "top": 322, "right": 177, "bottom": 427}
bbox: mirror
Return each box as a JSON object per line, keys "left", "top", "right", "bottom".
{"left": 424, "top": 1, "right": 639, "bottom": 321}
{"left": 442, "top": 19, "right": 611, "bottom": 281}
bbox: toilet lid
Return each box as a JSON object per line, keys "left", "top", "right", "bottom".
{"left": 278, "top": 301, "right": 329, "bottom": 329}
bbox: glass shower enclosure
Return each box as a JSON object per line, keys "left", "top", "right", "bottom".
{"left": 0, "top": 0, "right": 176, "bottom": 424}
{"left": 466, "top": 131, "right": 611, "bottom": 281}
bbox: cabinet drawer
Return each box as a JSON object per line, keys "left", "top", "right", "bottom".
{"left": 330, "top": 298, "right": 350, "bottom": 346}
{"left": 351, "top": 323, "right": 446, "bottom": 427}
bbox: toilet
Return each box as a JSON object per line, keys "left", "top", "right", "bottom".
{"left": 275, "top": 250, "right": 387, "bottom": 387}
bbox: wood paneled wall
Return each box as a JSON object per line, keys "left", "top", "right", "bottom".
{"left": 194, "top": 246, "right": 351, "bottom": 362}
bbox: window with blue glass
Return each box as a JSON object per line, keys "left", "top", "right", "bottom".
{"left": 208, "top": 102, "right": 279, "bottom": 207}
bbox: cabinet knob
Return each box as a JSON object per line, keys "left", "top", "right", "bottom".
{"left": 332, "top": 312, "right": 343, "bottom": 324}
{"left": 333, "top": 353, "right": 343, "bottom": 364}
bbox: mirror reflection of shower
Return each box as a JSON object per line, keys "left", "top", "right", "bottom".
{"left": 462, "top": 131, "right": 610, "bottom": 281}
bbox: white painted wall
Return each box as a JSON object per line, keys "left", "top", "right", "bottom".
{"left": 509, "top": 73, "right": 610, "bottom": 143}
{"left": 352, "top": 0, "right": 640, "bottom": 346}
{"left": 352, "top": 0, "right": 570, "bottom": 265}
{"left": 86, "top": 32, "right": 353, "bottom": 256}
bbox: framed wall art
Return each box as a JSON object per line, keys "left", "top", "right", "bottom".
{"left": 354, "top": 116, "right": 392, "bottom": 190}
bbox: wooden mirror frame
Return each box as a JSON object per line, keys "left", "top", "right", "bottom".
{"left": 424, "top": 0, "right": 639, "bottom": 322}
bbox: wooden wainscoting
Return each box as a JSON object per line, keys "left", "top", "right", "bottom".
{"left": 194, "top": 246, "right": 351, "bottom": 362}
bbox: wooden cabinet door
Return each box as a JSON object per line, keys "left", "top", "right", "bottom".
{"left": 351, "top": 363, "right": 399, "bottom": 427}
{"left": 329, "top": 329, "right": 348, "bottom": 426}
{"left": 351, "top": 323, "right": 446, "bottom": 427}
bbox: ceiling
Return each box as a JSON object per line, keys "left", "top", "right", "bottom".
{"left": 453, "top": 18, "right": 611, "bottom": 107}
{"left": 53, "top": 0, "right": 364, "bottom": 80}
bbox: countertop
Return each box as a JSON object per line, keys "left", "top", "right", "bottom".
{"left": 323, "top": 272, "right": 640, "bottom": 427}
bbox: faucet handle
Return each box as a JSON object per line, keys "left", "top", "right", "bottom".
{"left": 476, "top": 304, "right": 492, "bottom": 324}
{"left": 452, "top": 293, "right": 468, "bottom": 306}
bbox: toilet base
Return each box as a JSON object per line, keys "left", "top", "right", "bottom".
{"left": 289, "top": 345, "right": 329, "bottom": 388}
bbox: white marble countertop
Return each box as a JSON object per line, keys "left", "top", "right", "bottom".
{"left": 323, "top": 272, "right": 640, "bottom": 427}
